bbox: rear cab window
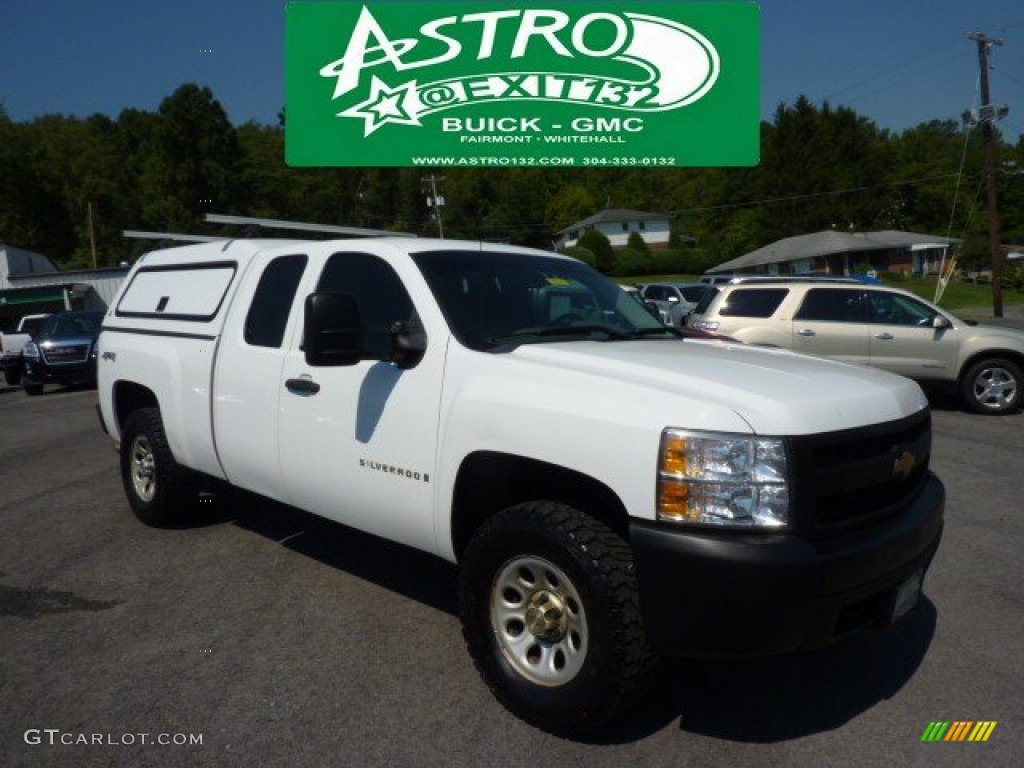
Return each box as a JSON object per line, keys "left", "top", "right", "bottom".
{"left": 244, "top": 254, "right": 308, "bottom": 348}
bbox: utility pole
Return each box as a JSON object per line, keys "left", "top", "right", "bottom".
{"left": 967, "top": 32, "right": 1007, "bottom": 317}
{"left": 421, "top": 175, "right": 446, "bottom": 238}
{"left": 87, "top": 201, "right": 98, "bottom": 269}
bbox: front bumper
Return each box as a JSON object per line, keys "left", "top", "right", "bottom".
{"left": 24, "top": 359, "right": 97, "bottom": 386}
{"left": 631, "top": 471, "right": 944, "bottom": 658}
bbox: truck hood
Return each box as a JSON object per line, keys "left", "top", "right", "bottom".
{"left": 508, "top": 338, "right": 928, "bottom": 435}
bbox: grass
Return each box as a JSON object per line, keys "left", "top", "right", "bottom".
{"left": 615, "top": 273, "right": 1024, "bottom": 313}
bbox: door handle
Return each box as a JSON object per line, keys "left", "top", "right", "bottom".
{"left": 796, "top": 329, "right": 816, "bottom": 337}
{"left": 285, "top": 377, "right": 320, "bottom": 394}
{"left": 874, "top": 333, "right": 894, "bottom": 340}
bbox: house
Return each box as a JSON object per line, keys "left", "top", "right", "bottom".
{"left": 555, "top": 209, "right": 689, "bottom": 251}
{"left": 708, "top": 230, "right": 961, "bottom": 277}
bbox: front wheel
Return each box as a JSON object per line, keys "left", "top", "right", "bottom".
{"left": 459, "top": 502, "right": 656, "bottom": 736}
{"left": 960, "top": 358, "right": 1022, "bottom": 414}
{"left": 23, "top": 379, "right": 43, "bottom": 396}
{"left": 120, "top": 408, "right": 196, "bottom": 526}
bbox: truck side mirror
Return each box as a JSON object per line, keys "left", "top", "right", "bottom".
{"left": 304, "top": 292, "right": 363, "bottom": 367}
{"left": 389, "top": 319, "right": 427, "bottom": 369}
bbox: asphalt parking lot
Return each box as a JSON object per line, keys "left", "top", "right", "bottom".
{"left": 1, "top": 383, "right": 1021, "bottom": 767}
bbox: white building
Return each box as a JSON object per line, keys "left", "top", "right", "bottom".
{"left": 555, "top": 209, "right": 683, "bottom": 251}
{"left": 0, "top": 243, "right": 128, "bottom": 332}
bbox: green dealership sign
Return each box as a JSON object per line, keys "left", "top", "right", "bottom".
{"left": 286, "top": 2, "right": 759, "bottom": 167}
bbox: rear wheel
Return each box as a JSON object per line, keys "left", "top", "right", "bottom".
{"left": 4, "top": 366, "right": 22, "bottom": 386}
{"left": 120, "top": 407, "right": 196, "bottom": 526}
{"left": 960, "top": 358, "right": 1022, "bottom": 414}
{"left": 459, "top": 502, "right": 655, "bottom": 736}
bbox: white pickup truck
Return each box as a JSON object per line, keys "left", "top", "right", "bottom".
{"left": 1, "top": 313, "right": 50, "bottom": 385}
{"left": 97, "top": 237, "right": 944, "bottom": 735}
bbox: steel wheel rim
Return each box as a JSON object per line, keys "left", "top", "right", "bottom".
{"left": 490, "top": 555, "right": 587, "bottom": 687}
{"left": 130, "top": 435, "right": 157, "bottom": 502}
{"left": 972, "top": 366, "right": 1017, "bottom": 410}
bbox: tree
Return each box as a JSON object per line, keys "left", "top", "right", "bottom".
{"left": 141, "top": 84, "right": 243, "bottom": 230}
{"left": 578, "top": 229, "right": 616, "bottom": 273}
{"left": 626, "top": 231, "right": 649, "bottom": 253}
{"left": 0, "top": 115, "right": 74, "bottom": 258}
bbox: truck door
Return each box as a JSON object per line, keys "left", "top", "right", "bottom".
{"left": 277, "top": 250, "right": 443, "bottom": 555}
{"left": 214, "top": 252, "right": 309, "bottom": 502}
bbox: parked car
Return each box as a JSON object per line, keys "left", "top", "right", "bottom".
{"left": 640, "top": 282, "right": 708, "bottom": 326}
{"left": 21, "top": 310, "right": 104, "bottom": 395}
{"left": 687, "top": 280, "right": 1024, "bottom": 414}
{"left": 621, "top": 284, "right": 662, "bottom": 320}
{"left": 1, "top": 313, "right": 50, "bottom": 385}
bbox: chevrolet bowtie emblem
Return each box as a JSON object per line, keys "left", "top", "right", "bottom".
{"left": 893, "top": 449, "right": 918, "bottom": 480}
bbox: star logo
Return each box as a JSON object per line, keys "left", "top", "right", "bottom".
{"left": 340, "top": 76, "right": 421, "bottom": 136}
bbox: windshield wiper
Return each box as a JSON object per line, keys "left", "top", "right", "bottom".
{"left": 534, "top": 324, "right": 634, "bottom": 339}
{"left": 624, "top": 326, "right": 676, "bottom": 338}
{"left": 488, "top": 324, "right": 671, "bottom": 351}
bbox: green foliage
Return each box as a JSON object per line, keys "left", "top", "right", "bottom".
{"left": 563, "top": 245, "right": 596, "bottom": 266}
{"left": 611, "top": 247, "right": 651, "bottom": 276}
{"left": 577, "top": 229, "right": 616, "bottom": 273}
{"left": 1, "top": 87, "right": 1021, "bottom": 278}
{"left": 626, "top": 231, "right": 650, "bottom": 253}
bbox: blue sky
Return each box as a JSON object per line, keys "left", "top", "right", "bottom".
{"left": 1, "top": 1, "right": 1022, "bottom": 141}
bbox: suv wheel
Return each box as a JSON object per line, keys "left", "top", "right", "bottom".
{"left": 459, "top": 502, "right": 655, "bottom": 736}
{"left": 120, "top": 408, "right": 197, "bottom": 525}
{"left": 960, "top": 358, "right": 1022, "bottom": 414}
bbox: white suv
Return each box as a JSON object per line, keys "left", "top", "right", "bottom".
{"left": 687, "top": 281, "right": 1024, "bottom": 414}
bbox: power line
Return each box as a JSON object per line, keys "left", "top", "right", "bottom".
{"left": 823, "top": 36, "right": 966, "bottom": 103}
{"left": 674, "top": 173, "right": 969, "bottom": 214}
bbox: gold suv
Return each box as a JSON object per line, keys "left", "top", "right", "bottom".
{"left": 687, "top": 280, "right": 1024, "bottom": 414}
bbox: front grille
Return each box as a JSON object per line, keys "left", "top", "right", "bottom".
{"left": 788, "top": 410, "right": 932, "bottom": 536}
{"left": 41, "top": 343, "right": 91, "bottom": 364}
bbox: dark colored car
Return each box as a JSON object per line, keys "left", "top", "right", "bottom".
{"left": 21, "top": 311, "right": 104, "bottom": 396}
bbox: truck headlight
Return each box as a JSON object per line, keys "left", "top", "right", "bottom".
{"left": 22, "top": 341, "right": 40, "bottom": 359}
{"left": 657, "top": 429, "right": 789, "bottom": 528}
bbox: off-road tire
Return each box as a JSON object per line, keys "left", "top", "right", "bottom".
{"left": 959, "top": 357, "right": 1022, "bottom": 414}
{"left": 120, "top": 407, "right": 197, "bottom": 526}
{"left": 23, "top": 379, "right": 43, "bottom": 396}
{"left": 459, "top": 501, "right": 656, "bottom": 736}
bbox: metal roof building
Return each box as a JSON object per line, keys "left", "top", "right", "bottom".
{"left": 709, "top": 230, "right": 961, "bottom": 276}
{"left": 1, "top": 243, "right": 128, "bottom": 331}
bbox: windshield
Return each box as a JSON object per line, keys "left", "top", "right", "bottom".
{"left": 412, "top": 250, "right": 670, "bottom": 350}
{"left": 39, "top": 311, "right": 104, "bottom": 338}
{"left": 21, "top": 316, "right": 49, "bottom": 335}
